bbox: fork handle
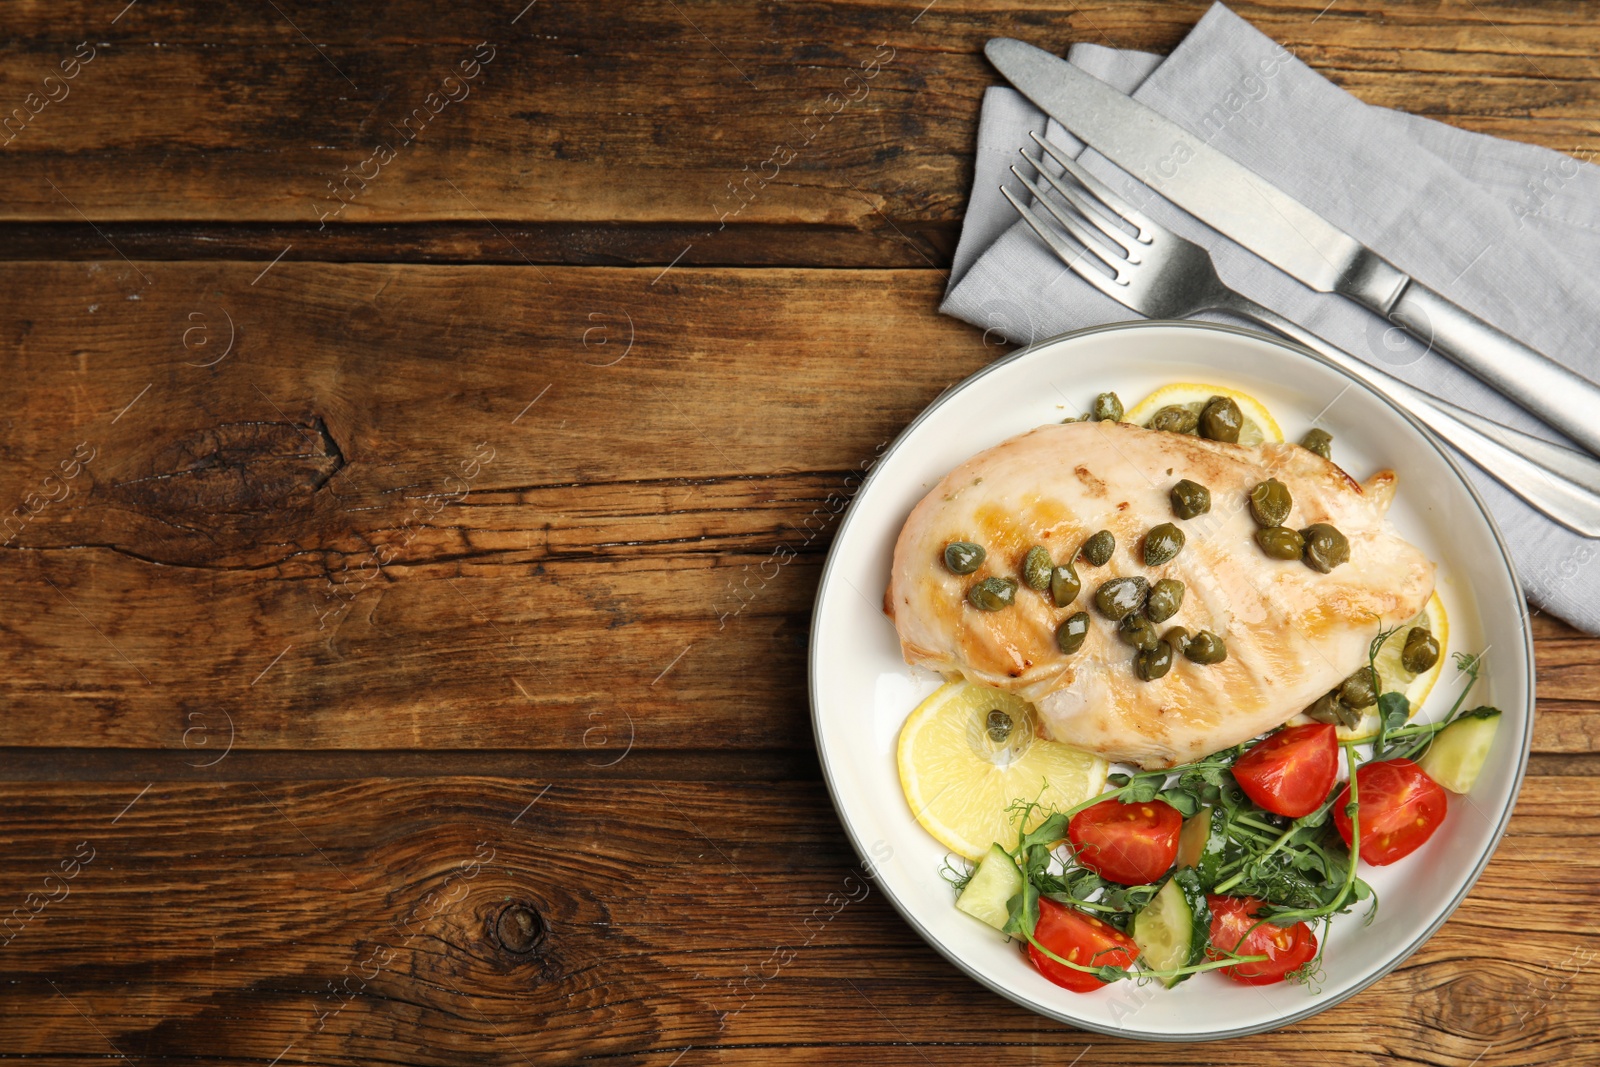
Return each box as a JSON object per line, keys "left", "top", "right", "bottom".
{"left": 1220, "top": 294, "right": 1600, "bottom": 538}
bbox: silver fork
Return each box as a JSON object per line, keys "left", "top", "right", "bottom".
{"left": 1003, "top": 130, "right": 1600, "bottom": 539}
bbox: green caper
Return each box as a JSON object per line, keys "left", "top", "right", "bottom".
{"left": 1301, "top": 428, "right": 1333, "bottom": 460}
{"left": 1199, "top": 395, "right": 1243, "bottom": 443}
{"left": 1135, "top": 640, "right": 1174, "bottom": 681}
{"left": 1402, "top": 625, "right": 1440, "bottom": 674}
{"left": 967, "top": 577, "right": 1017, "bottom": 611}
{"left": 1093, "top": 576, "right": 1149, "bottom": 620}
{"left": 1183, "top": 629, "right": 1227, "bottom": 665}
{"left": 1161, "top": 626, "right": 1191, "bottom": 656}
{"left": 1169, "top": 479, "right": 1211, "bottom": 520}
{"left": 1338, "top": 666, "right": 1379, "bottom": 710}
{"left": 1255, "top": 525, "right": 1305, "bottom": 560}
{"left": 1091, "top": 392, "right": 1124, "bottom": 422}
{"left": 1118, "top": 612, "right": 1159, "bottom": 652}
{"left": 1248, "top": 479, "right": 1292, "bottom": 527}
{"left": 1304, "top": 690, "right": 1360, "bottom": 729}
{"left": 1056, "top": 611, "right": 1090, "bottom": 654}
{"left": 1022, "top": 545, "right": 1053, "bottom": 591}
{"left": 1145, "top": 578, "right": 1185, "bottom": 623}
{"left": 1300, "top": 523, "right": 1350, "bottom": 573}
{"left": 943, "top": 541, "right": 985, "bottom": 574}
{"left": 985, "top": 709, "right": 1013, "bottom": 743}
{"left": 1050, "top": 561, "right": 1081, "bottom": 608}
{"left": 1143, "top": 523, "right": 1186, "bottom": 566}
{"left": 1080, "top": 530, "right": 1115, "bottom": 567}
{"left": 1147, "top": 404, "right": 1199, "bottom": 434}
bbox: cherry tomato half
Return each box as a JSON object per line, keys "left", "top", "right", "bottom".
{"left": 1231, "top": 723, "right": 1339, "bottom": 818}
{"left": 1027, "top": 897, "right": 1140, "bottom": 992}
{"left": 1333, "top": 757, "right": 1448, "bottom": 865}
{"left": 1206, "top": 894, "right": 1318, "bottom": 985}
{"left": 1067, "top": 797, "right": 1182, "bottom": 885}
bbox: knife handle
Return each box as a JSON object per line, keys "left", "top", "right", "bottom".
{"left": 1385, "top": 281, "right": 1600, "bottom": 457}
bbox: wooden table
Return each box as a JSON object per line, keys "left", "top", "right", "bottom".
{"left": 2, "top": 3, "right": 1595, "bottom": 1063}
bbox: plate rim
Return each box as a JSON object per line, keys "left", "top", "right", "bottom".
{"left": 807, "top": 318, "right": 1536, "bottom": 1042}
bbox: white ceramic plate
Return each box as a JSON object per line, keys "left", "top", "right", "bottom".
{"left": 810, "top": 321, "right": 1533, "bottom": 1041}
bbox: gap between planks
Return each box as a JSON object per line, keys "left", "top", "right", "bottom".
{"left": 0, "top": 747, "right": 1590, "bottom": 782}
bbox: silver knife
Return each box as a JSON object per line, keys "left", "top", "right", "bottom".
{"left": 986, "top": 37, "right": 1600, "bottom": 458}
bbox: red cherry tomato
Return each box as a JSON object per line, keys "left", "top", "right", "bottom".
{"left": 1333, "top": 758, "right": 1449, "bottom": 865}
{"left": 1027, "top": 897, "right": 1140, "bottom": 992}
{"left": 1231, "top": 723, "right": 1339, "bottom": 818}
{"left": 1067, "top": 797, "right": 1182, "bottom": 885}
{"left": 1206, "top": 894, "right": 1319, "bottom": 985}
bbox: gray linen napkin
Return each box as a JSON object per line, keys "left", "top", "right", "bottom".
{"left": 942, "top": 1, "right": 1600, "bottom": 634}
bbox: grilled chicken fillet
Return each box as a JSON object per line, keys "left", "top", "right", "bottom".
{"left": 885, "top": 420, "right": 1434, "bottom": 768}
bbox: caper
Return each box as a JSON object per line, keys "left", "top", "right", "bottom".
{"left": 1248, "top": 479, "right": 1292, "bottom": 527}
{"left": 1050, "top": 561, "right": 1081, "bottom": 608}
{"left": 1022, "top": 545, "right": 1053, "bottom": 591}
{"left": 1080, "top": 530, "right": 1115, "bottom": 567}
{"left": 1300, "top": 523, "right": 1350, "bottom": 573}
{"left": 1093, "top": 576, "right": 1149, "bottom": 620}
{"left": 1145, "top": 578, "right": 1185, "bottom": 623}
{"left": 1255, "top": 525, "right": 1305, "bottom": 560}
{"left": 1148, "top": 404, "right": 1199, "bottom": 435}
{"left": 1183, "top": 629, "right": 1227, "bottom": 665}
{"left": 1338, "top": 666, "right": 1379, "bottom": 710}
{"left": 1135, "top": 640, "right": 1174, "bottom": 681}
{"left": 1091, "top": 392, "right": 1124, "bottom": 423}
{"left": 1304, "top": 689, "right": 1360, "bottom": 729}
{"left": 1161, "top": 626, "right": 1191, "bottom": 656}
{"left": 1118, "top": 612, "right": 1159, "bottom": 652}
{"left": 1143, "top": 522, "right": 1186, "bottom": 566}
{"left": 1402, "top": 625, "right": 1440, "bottom": 674}
{"left": 944, "top": 540, "right": 986, "bottom": 574}
{"left": 985, "top": 709, "right": 1014, "bottom": 743}
{"left": 1199, "top": 395, "right": 1243, "bottom": 443}
{"left": 1301, "top": 428, "right": 1333, "bottom": 460}
{"left": 1169, "top": 479, "right": 1211, "bottom": 520}
{"left": 1056, "top": 611, "right": 1090, "bottom": 654}
{"left": 968, "top": 577, "right": 1017, "bottom": 611}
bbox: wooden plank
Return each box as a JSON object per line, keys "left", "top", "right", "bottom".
{"left": 1, "top": 0, "right": 1598, "bottom": 237}
{"left": 0, "top": 262, "right": 988, "bottom": 751}
{"left": 0, "top": 774, "right": 1591, "bottom": 1064}
{"left": 0, "top": 262, "right": 1594, "bottom": 752}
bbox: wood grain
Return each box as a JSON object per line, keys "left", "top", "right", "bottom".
{"left": 0, "top": 262, "right": 1594, "bottom": 754}
{"left": 0, "top": 775, "right": 1591, "bottom": 1066}
{"left": 1, "top": 0, "right": 1597, "bottom": 247}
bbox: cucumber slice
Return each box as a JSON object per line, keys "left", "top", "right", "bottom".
{"left": 1175, "top": 804, "right": 1212, "bottom": 870}
{"left": 1419, "top": 708, "right": 1501, "bottom": 794}
{"left": 1176, "top": 805, "right": 1228, "bottom": 890}
{"left": 1132, "top": 868, "right": 1210, "bottom": 987}
{"left": 955, "top": 843, "right": 1024, "bottom": 930}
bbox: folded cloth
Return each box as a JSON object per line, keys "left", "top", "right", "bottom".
{"left": 942, "top": 1, "right": 1600, "bottom": 633}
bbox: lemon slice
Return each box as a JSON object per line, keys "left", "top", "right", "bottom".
{"left": 1336, "top": 591, "right": 1449, "bottom": 741}
{"left": 1123, "top": 383, "right": 1284, "bottom": 445}
{"left": 897, "top": 681, "right": 1109, "bottom": 860}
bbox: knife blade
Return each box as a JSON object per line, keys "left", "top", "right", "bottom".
{"left": 985, "top": 36, "right": 1600, "bottom": 459}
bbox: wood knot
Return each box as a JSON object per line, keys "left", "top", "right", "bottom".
{"left": 108, "top": 416, "right": 345, "bottom": 516}
{"left": 494, "top": 903, "right": 545, "bottom": 954}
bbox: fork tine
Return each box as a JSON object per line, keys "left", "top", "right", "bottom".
{"left": 1028, "top": 130, "right": 1155, "bottom": 243}
{"left": 1020, "top": 149, "right": 1140, "bottom": 258}
{"left": 1000, "top": 185, "right": 1130, "bottom": 304}
{"left": 1008, "top": 166, "right": 1129, "bottom": 280}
